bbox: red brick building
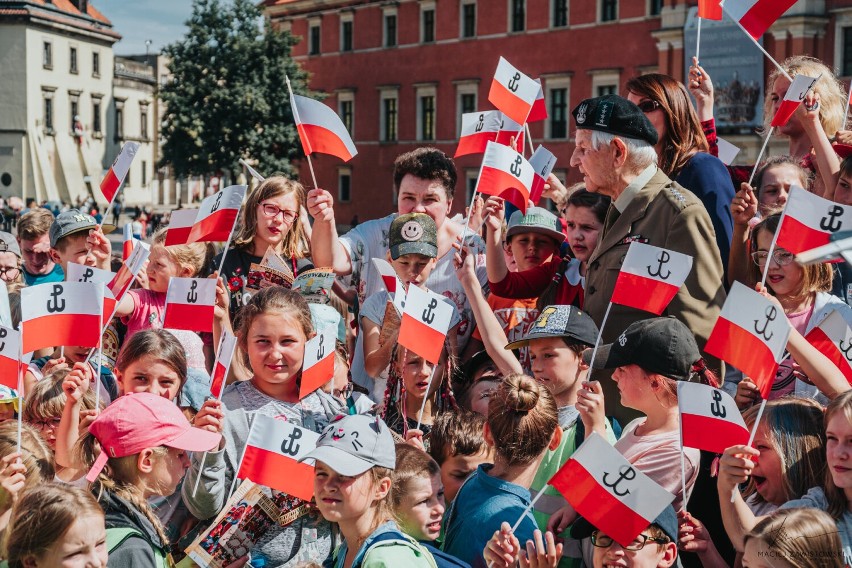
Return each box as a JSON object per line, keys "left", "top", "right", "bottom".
{"left": 264, "top": 0, "right": 852, "bottom": 221}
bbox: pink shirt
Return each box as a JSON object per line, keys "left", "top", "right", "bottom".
{"left": 771, "top": 304, "right": 815, "bottom": 399}
{"left": 123, "top": 289, "right": 207, "bottom": 370}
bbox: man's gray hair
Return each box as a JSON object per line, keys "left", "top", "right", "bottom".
{"left": 589, "top": 130, "right": 658, "bottom": 170}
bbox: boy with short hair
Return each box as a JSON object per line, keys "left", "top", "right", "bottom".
{"left": 48, "top": 209, "right": 113, "bottom": 274}
{"left": 17, "top": 208, "right": 63, "bottom": 285}
{"left": 427, "top": 411, "right": 492, "bottom": 504}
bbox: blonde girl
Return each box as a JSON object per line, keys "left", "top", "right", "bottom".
{"left": 184, "top": 287, "right": 340, "bottom": 566}
{"left": 2, "top": 482, "right": 107, "bottom": 568}
{"left": 0, "top": 422, "right": 54, "bottom": 539}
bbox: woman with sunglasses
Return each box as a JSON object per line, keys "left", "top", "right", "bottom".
{"left": 213, "top": 175, "right": 313, "bottom": 323}
{"left": 625, "top": 73, "right": 736, "bottom": 272}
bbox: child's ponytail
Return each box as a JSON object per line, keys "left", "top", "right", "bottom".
{"left": 487, "top": 374, "right": 557, "bottom": 466}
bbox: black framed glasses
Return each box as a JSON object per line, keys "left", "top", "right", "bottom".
{"left": 751, "top": 249, "right": 796, "bottom": 267}
{"left": 260, "top": 203, "right": 298, "bottom": 223}
{"left": 636, "top": 100, "right": 662, "bottom": 114}
{"left": 591, "top": 531, "right": 670, "bottom": 551}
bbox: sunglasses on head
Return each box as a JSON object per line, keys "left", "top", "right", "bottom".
{"left": 636, "top": 100, "right": 661, "bottom": 113}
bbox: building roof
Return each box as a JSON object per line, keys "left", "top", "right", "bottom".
{"left": 0, "top": 0, "right": 121, "bottom": 40}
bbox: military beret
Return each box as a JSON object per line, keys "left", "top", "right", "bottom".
{"left": 571, "top": 94, "right": 659, "bottom": 146}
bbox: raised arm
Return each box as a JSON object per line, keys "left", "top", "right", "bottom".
{"left": 306, "top": 188, "right": 352, "bottom": 275}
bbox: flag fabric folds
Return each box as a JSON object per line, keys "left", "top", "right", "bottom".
{"left": 100, "top": 142, "right": 139, "bottom": 204}
{"left": 398, "top": 285, "right": 454, "bottom": 364}
{"left": 163, "top": 277, "right": 216, "bottom": 333}
{"left": 291, "top": 93, "right": 358, "bottom": 162}
{"left": 805, "top": 310, "right": 852, "bottom": 385}
{"left": 187, "top": 185, "right": 246, "bottom": 244}
{"left": 455, "top": 111, "right": 502, "bottom": 157}
{"left": 722, "top": 0, "right": 798, "bottom": 40}
{"left": 771, "top": 75, "right": 818, "bottom": 128}
{"left": 210, "top": 331, "right": 237, "bottom": 399}
{"left": 775, "top": 185, "right": 852, "bottom": 254}
{"left": 678, "top": 382, "right": 749, "bottom": 454}
{"left": 476, "top": 141, "right": 534, "bottom": 214}
{"left": 488, "top": 57, "right": 539, "bottom": 125}
{"left": 21, "top": 282, "right": 104, "bottom": 354}
{"left": 610, "top": 242, "right": 693, "bottom": 315}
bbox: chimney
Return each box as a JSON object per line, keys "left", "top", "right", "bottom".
{"left": 72, "top": 0, "right": 89, "bottom": 13}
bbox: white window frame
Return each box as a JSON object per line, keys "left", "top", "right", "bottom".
{"left": 415, "top": 84, "right": 437, "bottom": 142}
{"left": 598, "top": 0, "right": 618, "bottom": 23}
{"left": 420, "top": 1, "right": 436, "bottom": 44}
{"left": 551, "top": 0, "right": 569, "bottom": 28}
{"left": 340, "top": 12, "right": 354, "bottom": 52}
{"left": 544, "top": 76, "right": 571, "bottom": 140}
{"left": 455, "top": 81, "right": 478, "bottom": 137}
{"left": 382, "top": 6, "right": 398, "bottom": 47}
{"left": 308, "top": 16, "right": 321, "bottom": 55}
{"left": 589, "top": 70, "right": 620, "bottom": 97}
{"left": 379, "top": 87, "right": 399, "bottom": 143}
{"left": 508, "top": 0, "right": 526, "bottom": 33}
{"left": 460, "top": 0, "right": 476, "bottom": 38}
{"left": 337, "top": 90, "right": 355, "bottom": 136}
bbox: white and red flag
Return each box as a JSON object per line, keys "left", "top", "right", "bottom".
{"left": 21, "top": 282, "right": 104, "bottom": 354}
{"left": 210, "top": 331, "right": 237, "bottom": 399}
{"left": 488, "top": 57, "right": 539, "bottom": 125}
{"left": 549, "top": 433, "right": 675, "bottom": 548}
{"left": 495, "top": 114, "right": 525, "bottom": 154}
{"left": 774, "top": 185, "right": 852, "bottom": 254}
{"left": 66, "top": 263, "right": 118, "bottom": 328}
{"left": 237, "top": 414, "right": 319, "bottom": 501}
{"left": 722, "top": 0, "right": 798, "bottom": 40}
{"left": 678, "top": 382, "right": 749, "bottom": 454}
{"left": 300, "top": 327, "right": 337, "bottom": 399}
{"left": 0, "top": 325, "right": 30, "bottom": 390}
{"left": 610, "top": 242, "right": 693, "bottom": 315}
{"left": 527, "top": 80, "right": 548, "bottom": 123}
{"left": 291, "top": 93, "right": 358, "bottom": 162}
{"left": 455, "top": 111, "right": 502, "bottom": 158}
{"left": 187, "top": 185, "right": 246, "bottom": 244}
{"left": 398, "top": 285, "right": 453, "bottom": 364}
{"left": 476, "top": 141, "right": 535, "bottom": 214}
{"left": 162, "top": 277, "right": 216, "bottom": 333}
{"left": 705, "top": 282, "right": 791, "bottom": 399}
{"left": 100, "top": 142, "right": 139, "bottom": 204}
{"left": 771, "top": 74, "right": 819, "bottom": 127}
{"left": 528, "top": 145, "right": 557, "bottom": 204}
{"left": 698, "top": 0, "right": 723, "bottom": 20}
{"left": 122, "top": 223, "right": 134, "bottom": 260}
{"left": 805, "top": 310, "right": 852, "bottom": 385}
{"left": 165, "top": 209, "right": 199, "bottom": 247}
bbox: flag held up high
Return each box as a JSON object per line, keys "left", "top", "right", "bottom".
{"left": 805, "top": 310, "right": 852, "bottom": 385}
{"left": 678, "top": 382, "right": 749, "bottom": 454}
{"left": 722, "top": 0, "right": 798, "bottom": 40}
{"left": 100, "top": 142, "right": 139, "bottom": 204}
{"left": 398, "top": 284, "right": 454, "bottom": 364}
{"left": 611, "top": 242, "right": 693, "bottom": 315}
{"left": 165, "top": 209, "right": 199, "bottom": 247}
{"left": 775, "top": 185, "right": 852, "bottom": 254}
{"left": 488, "top": 57, "right": 539, "bottom": 125}
{"left": 187, "top": 185, "right": 246, "bottom": 244}
{"left": 21, "top": 282, "right": 104, "bottom": 354}
{"left": 163, "top": 277, "right": 216, "bottom": 334}
{"left": 455, "top": 111, "right": 502, "bottom": 158}
{"left": 771, "top": 74, "right": 819, "bottom": 127}
{"left": 291, "top": 93, "right": 358, "bottom": 162}
{"left": 476, "top": 141, "right": 535, "bottom": 214}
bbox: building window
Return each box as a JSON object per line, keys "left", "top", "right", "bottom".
{"left": 601, "top": 0, "right": 617, "bottom": 22}
{"left": 141, "top": 107, "right": 149, "bottom": 139}
{"left": 384, "top": 13, "right": 397, "bottom": 47}
{"left": 549, "top": 88, "right": 568, "bottom": 139}
{"left": 339, "top": 168, "right": 352, "bottom": 202}
{"left": 116, "top": 105, "right": 124, "bottom": 139}
{"left": 456, "top": 84, "right": 478, "bottom": 135}
{"left": 511, "top": 0, "right": 525, "bottom": 32}
{"left": 844, "top": 27, "right": 852, "bottom": 77}
{"left": 341, "top": 18, "right": 353, "bottom": 52}
{"left": 461, "top": 2, "right": 476, "bottom": 38}
{"left": 419, "top": 94, "right": 436, "bottom": 141}
{"left": 43, "top": 42, "right": 52, "bottom": 69}
{"left": 44, "top": 98, "right": 53, "bottom": 132}
{"left": 461, "top": 93, "right": 476, "bottom": 115}
{"left": 125, "top": 167, "right": 131, "bottom": 188}
{"left": 92, "top": 51, "right": 100, "bottom": 77}
{"left": 381, "top": 94, "right": 398, "bottom": 142}
{"left": 339, "top": 95, "right": 354, "bottom": 135}
{"left": 422, "top": 8, "right": 435, "bottom": 43}
{"left": 553, "top": 0, "right": 568, "bottom": 27}
{"left": 597, "top": 84, "right": 617, "bottom": 96}
{"left": 309, "top": 22, "right": 321, "bottom": 55}
{"left": 92, "top": 99, "right": 102, "bottom": 134}
{"left": 70, "top": 47, "right": 78, "bottom": 74}
{"left": 142, "top": 161, "right": 148, "bottom": 186}
{"left": 70, "top": 99, "right": 79, "bottom": 132}
{"left": 465, "top": 169, "right": 478, "bottom": 202}
{"left": 649, "top": 0, "right": 663, "bottom": 15}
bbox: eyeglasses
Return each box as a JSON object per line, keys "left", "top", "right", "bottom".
{"left": 0, "top": 267, "right": 20, "bottom": 278}
{"left": 333, "top": 382, "right": 355, "bottom": 400}
{"left": 31, "top": 417, "right": 62, "bottom": 431}
{"left": 636, "top": 100, "right": 662, "bottom": 114}
{"left": 591, "top": 531, "right": 670, "bottom": 551}
{"left": 260, "top": 203, "right": 298, "bottom": 223}
{"left": 751, "top": 249, "right": 796, "bottom": 267}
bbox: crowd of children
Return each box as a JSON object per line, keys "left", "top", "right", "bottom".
{"left": 5, "top": 50, "right": 852, "bottom": 568}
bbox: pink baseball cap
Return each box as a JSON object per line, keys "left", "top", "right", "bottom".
{"left": 85, "top": 392, "right": 221, "bottom": 483}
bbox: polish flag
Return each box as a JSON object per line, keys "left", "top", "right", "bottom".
{"left": 704, "top": 282, "right": 791, "bottom": 399}
{"left": 162, "top": 277, "right": 216, "bottom": 333}
{"left": 372, "top": 258, "right": 406, "bottom": 314}
{"left": 21, "top": 282, "right": 104, "bottom": 354}
{"left": 240, "top": 159, "right": 266, "bottom": 183}
{"left": 165, "top": 209, "right": 199, "bottom": 247}
{"left": 610, "top": 242, "right": 693, "bottom": 315}
{"left": 488, "top": 57, "right": 539, "bottom": 125}
{"left": 187, "top": 185, "right": 246, "bottom": 244}
{"left": 698, "top": 0, "right": 722, "bottom": 20}
{"left": 476, "top": 141, "right": 535, "bottom": 214}
{"left": 455, "top": 111, "right": 501, "bottom": 158}
{"left": 210, "top": 331, "right": 237, "bottom": 399}
{"left": 100, "top": 142, "right": 139, "bottom": 204}
{"left": 108, "top": 241, "right": 150, "bottom": 308}
{"left": 678, "top": 382, "right": 749, "bottom": 454}
{"left": 0, "top": 325, "right": 30, "bottom": 390}
{"left": 300, "top": 327, "right": 337, "bottom": 399}
{"left": 528, "top": 145, "right": 557, "bottom": 204}
{"left": 527, "top": 80, "right": 548, "bottom": 123}
{"left": 122, "top": 223, "right": 133, "bottom": 261}
{"left": 291, "top": 93, "right": 358, "bottom": 162}
{"left": 805, "top": 310, "right": 852, "bottom": 385}
{"left": 398, "top": 285, "right": 454, "bottom": 364}
{"left": 771, "top": 74, "right": 819, "bottom": 127}
{"left": 775, "top": 185, "right": 852, "bottom": 254}
{"left": 65, "top": 263, "right": 118, "bottom": 328}
{"left": 722, "top": 0, "right": 798, "bottom": 40}
{"left": 549, "top": 433, "right": 675, "bottom": 548}
{"left": 237, "top": 414, "right": 319, "bottom": 501}
{"left": 495, "top": 114, "right": 525, "bottom": 154}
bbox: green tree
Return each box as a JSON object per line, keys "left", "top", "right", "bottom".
{"left": 159, "top": 0, "right": 308, "bottom": 179}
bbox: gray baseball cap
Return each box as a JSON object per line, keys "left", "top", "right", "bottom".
{"left": 300, "top": 414, "right": 396, "bottom": 476}
{"left": 0, "top": 232, "right": 20, "bottom": 258}
{"left": 505, "top": 305, "right": 599, "bottom": 350}
{"left": 506, "top": 207, "right": 565, "bottom": 244}
{"left": 49, "top": 209, "right": 115, "bottom": 248}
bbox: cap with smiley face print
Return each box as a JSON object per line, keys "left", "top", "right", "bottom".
{"left": 388, "top": 213, "right": 438, "bottom": 260}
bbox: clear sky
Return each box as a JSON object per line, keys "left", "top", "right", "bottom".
{"left": 96, "top": 0, "right": 194, "bottom": 55}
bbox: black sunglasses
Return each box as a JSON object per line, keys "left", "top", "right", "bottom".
{"left": 637, "top": 100, "right": 662, "bottom": 113}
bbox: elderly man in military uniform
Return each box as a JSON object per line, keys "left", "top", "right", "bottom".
{"left": 570, "top": 95, "right": 727, "bottom": 422}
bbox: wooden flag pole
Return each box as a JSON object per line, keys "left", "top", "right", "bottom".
{"left": 284, "top": 75, "right": 320, "bottom": 191}
{"left": 695, "top": 17, "right": 702, "bottom": 63}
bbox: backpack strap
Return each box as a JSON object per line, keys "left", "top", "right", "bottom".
{"left": 106, "top": 527, "right": 169, "bottom": 568}
{"left": 356, "top": 530, "right": 436, "bottom": 568}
